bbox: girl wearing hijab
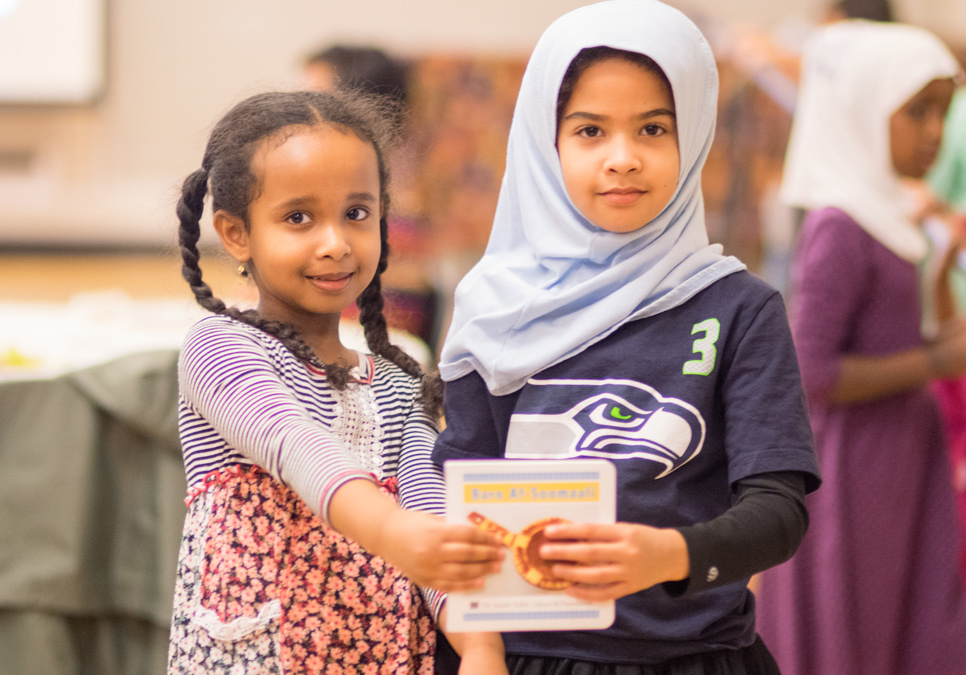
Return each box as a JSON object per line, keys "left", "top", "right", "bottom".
{"left": 432, "top": 1, "right": 819, "bottom": 672}
{"left": 754, "top": 20, "right": 966, "bottom": 675}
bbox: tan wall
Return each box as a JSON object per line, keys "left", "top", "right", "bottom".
{"left": 0, "top": 0, "right": 961, "bottom": 248}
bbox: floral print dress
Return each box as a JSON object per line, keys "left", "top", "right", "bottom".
{"left": 168, "top": 319, "right": 442, "bottom": 675}
{"left": 167, "top": 467, "right": 434, "bottom": 674}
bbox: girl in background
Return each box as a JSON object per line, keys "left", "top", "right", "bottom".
{"left": 755, "top": 21, "right": 966, "bottom": 675}
{"left": 434, "top": 1, "right": 819, "bottom": 672}
{"left": 167, "top": 89, "right": 502, "bottom": 674}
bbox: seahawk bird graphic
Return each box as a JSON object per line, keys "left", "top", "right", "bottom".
{"left": 505, "top": 378, "right": 705, "bottom": 479}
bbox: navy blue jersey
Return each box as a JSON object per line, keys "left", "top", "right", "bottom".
{"left": 434, "top": 270, "right": 819, "bottom": 664}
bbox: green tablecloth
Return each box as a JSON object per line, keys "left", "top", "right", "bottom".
{"left": 0, "top": 350, "right": 187, "bottom": 675}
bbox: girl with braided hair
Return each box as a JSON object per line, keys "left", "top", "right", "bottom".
{"left": 168, "top": 89, "right": 503, "bottom": 674}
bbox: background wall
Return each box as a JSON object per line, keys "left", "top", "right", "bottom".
{"left": 0, "top": 0, "right": 963, "bottom": 248}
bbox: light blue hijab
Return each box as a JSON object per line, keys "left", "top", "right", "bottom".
{"left": 438, "top": 0, "right": 744, "bottom": 395}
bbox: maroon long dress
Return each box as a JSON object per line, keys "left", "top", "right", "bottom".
{"left": 756, "top": 207, "right": 966, "bottom": 675}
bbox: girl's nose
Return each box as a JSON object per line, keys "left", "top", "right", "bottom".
{"left": 604, "top": 137, "right": 642, "bottom": 174}
{"left": 315, "top": 223, "right": 351, "bottom": 260}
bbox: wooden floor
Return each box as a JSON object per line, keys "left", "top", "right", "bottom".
{"left": 0, "top": 252, "right": 246, "bottom": 303}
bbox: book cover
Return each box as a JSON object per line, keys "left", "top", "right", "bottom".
{"left": 443, "top": 458, "right": 616, "bottom": 632}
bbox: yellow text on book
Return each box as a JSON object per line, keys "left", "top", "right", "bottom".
{"left": 464, "top": 482, "right": 598, "bottom": 503}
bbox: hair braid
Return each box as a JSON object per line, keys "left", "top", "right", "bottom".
{"left": 356, "top": 218, "right": 415, "bottom": 372}
{"left": 355, "top": 215, "right": 442, "bottom": 415}
{"left": 358, "top": 275, "right": 420, "bottom": 378}
{"left": 358, "top": 272, "right": 443, "bottom": 415}
{"left": 177, "top": 168, "right": 228, "bottom": 315}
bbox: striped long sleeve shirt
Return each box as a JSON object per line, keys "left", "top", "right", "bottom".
{"left": 178, "top": 314, "right": 445, "bottom": 529}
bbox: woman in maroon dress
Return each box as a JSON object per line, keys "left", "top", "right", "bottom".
{"left": 755, "top": 20, "right": 966, "bottom": 675}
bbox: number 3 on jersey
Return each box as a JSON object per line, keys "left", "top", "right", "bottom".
{"left": 683, "top": 318, "right": 720, "bottom": 376}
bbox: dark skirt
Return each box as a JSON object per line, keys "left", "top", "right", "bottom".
{"left": 436, "top": 634, "right": 780, "bottom": 675}
{"left": 506, "top": 637, "right": 780, "bottom": 675}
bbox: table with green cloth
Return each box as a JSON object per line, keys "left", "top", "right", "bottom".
{"left": 0, "top": 349, "right": 186, "bottom": 675}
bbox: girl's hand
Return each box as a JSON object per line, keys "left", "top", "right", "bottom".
{"left": 438, "top": 607, "right": 508, "bottom": 675}
{"left": 376, "top": 508, "right": 504, "bottom": 592}
{"left": 930, "top": 317, "right": 966, "bottom": 379}
{"left": 538, "top": 521, "right": 689, "bottom": 602}
{"left": 457, "top": 639, "right": 509, "bottom": 675}
{"left": 328, "top": 480, "right": 503, "bottom": 592}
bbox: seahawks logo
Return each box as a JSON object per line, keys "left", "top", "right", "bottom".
{"left": 506, "top": 378, "right": 705, "bottom": 479}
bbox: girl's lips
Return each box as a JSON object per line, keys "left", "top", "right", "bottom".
{"left": 307, "top": 273, "right": 353, "bottom": 292}
{"left": 600, "top": 189, "right": 645, "bottom": 206}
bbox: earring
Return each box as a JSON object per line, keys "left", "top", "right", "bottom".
{"left": 237, "top": 263, "right": 249, "bottom": 279}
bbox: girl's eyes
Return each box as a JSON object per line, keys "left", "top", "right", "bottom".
{"left": 346, "top": 206, "right": 371, "bottom": 222}
{"left": 283, "top": 208, "right": 371, "bottom": 225}
{"left": 286, "top": 211, "right": 311, "bottom": 226}
{"left": 574, "top": 124, "right": 668, "bottom": 139}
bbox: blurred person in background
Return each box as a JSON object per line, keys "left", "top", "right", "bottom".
{"left": 754, "top": 20, "right": 966, "bottom": 675}
{"left": 723, "top": 0, "right": 897, "bottom": 298}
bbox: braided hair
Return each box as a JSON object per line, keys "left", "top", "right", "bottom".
{"left": 177, "top": 90, "right": 440, "bottom": 413}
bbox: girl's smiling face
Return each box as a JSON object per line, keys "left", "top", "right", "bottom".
{"left": 556, "top": 56, "right": 679, "bottom": 233}
{"left": 217, "top": 125, "right": 383, "bottom": 329}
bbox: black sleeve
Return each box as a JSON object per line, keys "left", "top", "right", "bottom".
{"left": 664, "top": 470, "right": 808, "bottom": 596}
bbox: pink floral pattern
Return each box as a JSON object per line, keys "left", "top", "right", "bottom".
{"left": 168, "top": 467, "right": 435, "bottom": 674}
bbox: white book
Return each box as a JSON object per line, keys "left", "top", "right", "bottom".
{"left": 443, "top": 458, "right": 616, "bottom": 632}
